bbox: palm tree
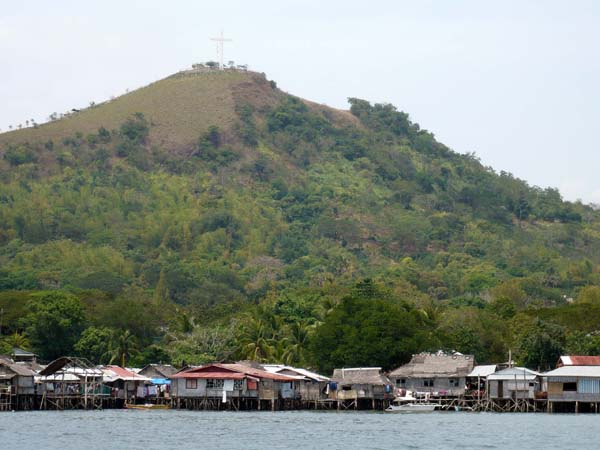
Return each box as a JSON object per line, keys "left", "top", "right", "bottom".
{"left": 236, "top": 317, "right": 274, "bottom": 362}
{"left": 0, "top": 332, "right": 31, "bottom": 354}
{"left": 104, "top": 330, "right": 138, "bottom": 367}
{"left": 281, "top": 320, "right": 315, "bottom": 365}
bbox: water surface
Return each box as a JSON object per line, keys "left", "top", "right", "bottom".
{"left": 2, "top": 410, "right": 599, "bottom": 449}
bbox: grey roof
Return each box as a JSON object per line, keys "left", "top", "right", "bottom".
{"left": 468, "top": 365, "right": 498, "bottom": 378}
{"left": 138, "top": 364, "right": 178, "bottom": 378}
{"left": 487, "top": 367, "right": 540, "bottom": 381}
{"left": 544, "top": 366, "right": 600, "bottom": 378}
{"left": 389, "top": 353, "right": 476, "bottom": 378}
{"left": 262, "top": 365, "right": 330, "bottom": 382}
{"left": 332, "top": 368, "right": 391, "bottom": 386}
{"left": 12, "top": 347, "right": 36, "bottom": 357}
{"left": 0, "top": 362, "right": 36, "bottom": 377}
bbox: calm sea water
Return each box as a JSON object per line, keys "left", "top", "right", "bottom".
{"left": 2, "top": 410, "right": 599, "bottom": 450}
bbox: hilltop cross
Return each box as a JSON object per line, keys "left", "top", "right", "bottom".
{"left": 210, "top": 31, "right": 232, "bottom": 70}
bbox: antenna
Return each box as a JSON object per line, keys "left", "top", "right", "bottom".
{"left": 210, "top": 30, "right": 232, "bottom": 70}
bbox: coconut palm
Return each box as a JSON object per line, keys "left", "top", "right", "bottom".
{"left": 104, "top": 329, "right": 138, "bottom": 367}
{"left": 281, "top": 320, "right": 315, "bottom": 365}
{"left": 236, "top": 317, "right": 275, "bottom": 362}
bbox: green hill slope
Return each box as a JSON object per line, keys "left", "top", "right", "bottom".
{"left": 1, "top": 68, "right": 599, "bottom": 371}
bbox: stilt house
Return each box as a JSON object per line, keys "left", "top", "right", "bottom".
{"left": 487, "top": 367, "right": 541, "bottom": 400}
{"left": 0, "top": 362, "right": 36, "bottom": 395}
{"left": 544, "top": 365, "right": 600, "bottom": 410}
{"left": 37, "top": 357, "right": 106, "bottom": 409}
{"left": 331, "top": 367, "right": 392, "bottom": 408}
{"left": 262, "top": 364, "right": 330, "bottom": 402}
{"left": 101, "top": 365, "right": 151, "bottom": 402}
{"left": 170, "top": 363, "right": 298, "bottom": 409}
{"left": 388, "top": 352, "right": 475, "bottom": 397}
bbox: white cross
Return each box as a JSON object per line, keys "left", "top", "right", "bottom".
{"left": 210, "top": 31, "right": 232, "bottom": 70}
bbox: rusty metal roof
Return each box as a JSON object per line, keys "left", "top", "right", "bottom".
{"left": 172, "top": 371, "right": 250, "bottom": 380}
{"left": 558, "top": 356, "right": 600, "bottom": 367}
{"left": 103, "top": 365, "right": 151, "bottom": 382}
{"left": 171, "top": 363, "right": 297, "bottom": 382}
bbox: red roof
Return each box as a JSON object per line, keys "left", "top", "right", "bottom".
{"left": 105, "top": 365, "right": 148, "bottom": 380}
{"left": 559, "top": 356, "right": 600, "bottom": 366}
{"left": 172, "top": 371, "right": 249, "bottom": 380}
{"left": 171, "top": 363, "right": 297, "bottom": 382}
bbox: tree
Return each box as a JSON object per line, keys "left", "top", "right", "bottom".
{"left": 310, "top": 280, "right": 437, "bottom": 373}
{"left": 236, "top": 316, "right": 276, "bottom": 362}
{"left": 74, "top": 327, "right": 113, "bottom": 364}
{"left": 0, "top": 332, "right": 31, "bottom": 354}
{"left": 576, "top": 286, "right": 600, "bottom": 304}
{"left": 104, "top": 329, "right": 138, "bottom": 367}
{"left": 22, "top": 292, "right": 87, "bottom": 360}
{"left": 281, "top": 320, "right": 314, "bottom": 365}
{"left": 516, "top": 319, "right": 566, "bottom": 371}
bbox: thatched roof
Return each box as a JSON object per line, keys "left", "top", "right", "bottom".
{"left": 389, "top": 353, "right": 475, "bottom": 378}
{"left": 0, "top": 362, "right": 36, "bottom": 377}
{"left": 331, "top": 368, "right": 391, "bottom": 386}
{"left": 138, "top": 364, "right": 178, "bottom": 378}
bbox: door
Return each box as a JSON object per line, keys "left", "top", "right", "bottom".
{"left": 498, "top": 380, "right": 504, "bottom": 398}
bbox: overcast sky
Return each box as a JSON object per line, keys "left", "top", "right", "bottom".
{"left": 2, "top": 1, "right": 599, "bottom": 203}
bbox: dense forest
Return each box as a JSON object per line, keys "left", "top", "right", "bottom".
{"left": 1, "top": 70, "right": 600, "bottom": 373}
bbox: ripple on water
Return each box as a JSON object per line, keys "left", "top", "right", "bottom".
{"left": 3, "top": 410, "right": 600, "bottom": 450}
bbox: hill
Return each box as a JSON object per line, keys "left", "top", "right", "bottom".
{"left": 1, "top": 68, "right": 600, "bottom": 372}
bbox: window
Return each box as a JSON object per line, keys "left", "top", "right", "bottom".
{"left": 234, "top": 379, "right": 243, "bottom": 390}
{"left": 449, "top": 378, "right": 459, "bottom": 387}
{"left": 185, "top": 379, "right": 198, "bottom": 389}
{"left": 423, "top": 379, "right": 434, "bottom": 387}
{"left": 563, "top": 382, "right": 577, "bottom": 392}
{"left": 396, "top": 379, "right": 406, "bottom": 387}
{"left": 207, "top": 379, "right": 224, "bottom": 389}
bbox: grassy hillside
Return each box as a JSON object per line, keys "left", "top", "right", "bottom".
{"left": 1, "top": 69, "right": 600, "bottom": 372}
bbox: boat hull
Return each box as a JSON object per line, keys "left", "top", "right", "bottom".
{"left": 385, "top": 403, "right": 437, "bottom": 413}
{"left": 125, "top": 403, "right": 170, "bottom": 410}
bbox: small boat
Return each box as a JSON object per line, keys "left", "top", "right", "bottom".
{"left": 125, "top": 403, "right": 170, "bottom": 410}
{"left": 385, "top": 402, "right": 437, "bottom": 413}
{"left": 385, "top": 391, "right": 437, "bottom": 413}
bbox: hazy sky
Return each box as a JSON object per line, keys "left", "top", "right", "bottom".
{"left": 2, "top": 1, "right": 599, "bottom": 203}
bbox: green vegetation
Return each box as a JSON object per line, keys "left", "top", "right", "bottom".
{"left": 1, "top": 70, "right": 600, "bottom": 372}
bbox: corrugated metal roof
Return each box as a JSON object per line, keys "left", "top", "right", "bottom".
{"left": 103, "top": 365, "right": 151, "bottom": 382}
{"left": 262, "top": 364, "right": 330, "bottom": 382}
{"left": 39, "top": 357, "right": 102, "bottom": 376}
{"left": 558, "top": 356, "right": 600, "bottom": 366}
{"left": 468, "top": 365, "right": 498, "bottom": 378}
{"left": 37, "top": 373, "right": 81, "bottom": 382}
{"left": 487, "top": 367, "right": 540, "bottom": 380}
{"left": 545, "top": 366, "right": 600, "bottom": 378}
{"left": 172, "top": 363, "right": 297, "bottom": 382}
{"left": 12, "top": 347, "right": 36, "bottom": 357}
{"left": 172, "top": 371, "right": 249, "bottom": 380}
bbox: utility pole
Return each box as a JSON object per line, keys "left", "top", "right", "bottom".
{"left": 210, "top": 30, "right": 232, "bottom": 70}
